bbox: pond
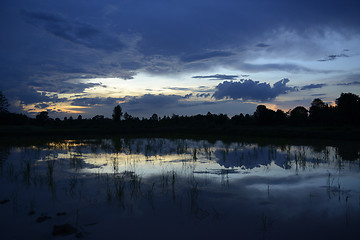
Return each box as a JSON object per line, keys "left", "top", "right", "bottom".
{"left": 0, "top": 137, "right": 359, "bottom": 239}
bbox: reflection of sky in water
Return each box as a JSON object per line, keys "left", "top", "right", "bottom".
{"left": 53, "top": 139, "right": 358, "bottom": 190}
{"left": 9, "top": 138, "right": 359, "bottom": 194}
{"left": 1, "top": 138, "right": 359, "bottom": 239}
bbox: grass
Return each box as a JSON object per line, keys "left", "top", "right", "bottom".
{"left": 192, "top": 148, "right": 198, "bottom": 161}
{"left": 111, "top": 157, "right": 119, "bottom": 174}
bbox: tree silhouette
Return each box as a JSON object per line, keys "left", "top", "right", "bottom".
{"left": 92, "top": 115, "right": 104, "bottom": 121}
{"left": 123, "top": 112, "right": 132, "bottom": 121}
{"left": 310, "top": 98, "right": 326, "bottom": 112}
{"left": 309, "top": 98, "right": 328, "bottom": 122}
{"left": 112, "top": 105, "right": 123, "bottom": 122}
{"left": 0, "top": 91, "right": 9, "bottom": 113}
{"left": 1, "top": 91, "right": 360, "bottom": 133}
{"left": 336, "top": 92, "right": 360, "bottom": 124}
{"left": 36, "top": 111, "right": 50, "bottom": 124}
{"left": 254, "top": 105, "right": 276, "bottom": 124}
{"left": 274, "top": 109, "right": 287, "bottom": 123}
{"left": 150, "top": 113, "right": 159, "bottom": 121}
{"left": 290, "top": 106, "right": 308, "bottom": 123}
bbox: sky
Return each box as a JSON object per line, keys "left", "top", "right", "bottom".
{"left": 1, "top": 0, "right": 360, "bottom": 119}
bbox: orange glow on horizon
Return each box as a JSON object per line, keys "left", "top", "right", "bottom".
{"left": 24, "top": 103, "right": 90, "bottom": 116}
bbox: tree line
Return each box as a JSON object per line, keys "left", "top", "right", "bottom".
{"left": 0, "top": 91, "right": 359, "bottom": 128}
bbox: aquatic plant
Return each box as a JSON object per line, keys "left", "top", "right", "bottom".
{"left": 192, "top": 148, "right": 198, "bottom": 161}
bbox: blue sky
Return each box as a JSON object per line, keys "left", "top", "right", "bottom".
{"left": 1, "top": 0, "right": 360, "bottom": 118}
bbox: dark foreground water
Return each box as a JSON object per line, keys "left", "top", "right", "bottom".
{"left": 0, "top": 138, "right": 359, "bottom": 240}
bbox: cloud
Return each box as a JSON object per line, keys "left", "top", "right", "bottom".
{"left": 181, "top": 51, "right": 234, "bottom": 63}
{"left": 71, "top": 97, "right": 123, "bottom": 106}
{"left": 5, "top": 85, "right": 66, "bottom": 105}
{"left": 318, "top": 53, "right": 349, "bottom": 62}
{"left": 240, "top": 63, "right": 324, "bottom": 73}
{"left": 34, "top": 103, "right": 50, "bottom": 109}
{"left": 256, "top": 43, "right": 271, "bottom": 48}
{"left": 196, "top": 93, "right": 211, "bottom": 98}
{"left": 192, "top": 74, "right": 239, "bottom": 81}
{"left": 336, "top": 81, "right": 360, "bottom": 86}
{"left": 120, "top": 61, "right": 144, "bottom": 71}
{"left": 21, "top": 10, "right": 124, "bottom": 51}
{"left": 300, "top": 84, "right": 327, "bottom": 90}
{"left": 29, "top": 81, "right": 105, "bottom": 94}
{"left": 311, "top": 93, "right": 327, "bottom": 97}
{"left": 120, "top": 94, "right": 257, "bottom": 117}
{"left": 126, "top": 94, "right": 184, "bottom": 107}
{"left": 213, "top": 79, "right": 296, "bottom": 101}
{"left": 1, "top": 0, "right": 360, "bottom": 118}
{"left": 121, "top": 94, "right": 190, "bottom": 115}
{"left": 166, "top": 87, "right": 192, "bottom": 91}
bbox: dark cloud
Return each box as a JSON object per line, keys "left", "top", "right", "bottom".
{"left": 120, "top": 61, "right": 144, "bottom": 71}
{"left": 195, "top": 86, "right": 214, "bottom": 93}
{"left": 21, "top": 10, "right": 124, "bottom": 51}
{"left": 117, "top": 74, "right": 136, "bottom": 80}
{"left": 181, "top": 51, "right": 234, "bottom": 63}
{"left": 133, "top": 0, "right": 360, "bottom": 59}
{"left": 122, "top": 94, "right": 185, "bottom": 115}
{"left": 192, "top": 74, "right": 239, "bottom": 81}
{"left": 1, "top": 0, "right": 360, "bottom": 118}
{"left": 213, "top": 79, "right": 296, "bottom": 101}
{"left": 184, "top": 93, "right": 193, "bottom": 99}
{"left": 311, "top": 93, "right": 327, "bottom": 97}
{"left": 5, "top": 85, "right": 66, "bottom": 105}
{"left": 165, "top": 87, "right": 214, "bottom": 98}
{"left": 318, "top": 54, "right": 349, "bottom": 62}
{"left": 240, "top": 63, "right": 324, "bottom": 73}
{"left": 28, "top": 81, "right": 105, "bottom": 94}
{"left": 196, "top": 93, "right": 211, "bottom": 98}
{"left": 167, "top": 87, "right": 192, "bottom": 91}
{"left": 121, "top": 94, "right": 257, "bottom": 117}
{"left": 34, "top": 103, "right": 50, "bottom": 109}
{"left": 337, "top": 81, "right": 360, "bottom": 86}
{"left": 71, "top": 97, "right": 123, "bottom": 106}
{"left": 126, "top": 94, "right": 183, "bottom": 107}
{"left": 300, "top": 84, "right": 327, "bottom": 90}
{"left": 256, "top": 43, "right": 271, "bottom": 48}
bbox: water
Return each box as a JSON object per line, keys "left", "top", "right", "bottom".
{"left": 0, "top": 138, "right": 359, "bottom": 239}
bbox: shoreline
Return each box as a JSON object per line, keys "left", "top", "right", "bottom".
{"left": 1, "top": 124, "right": 359, "bottom": 143}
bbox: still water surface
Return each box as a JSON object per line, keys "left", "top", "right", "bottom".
{"left": 0, "top": 138, "right": 359, "bottom": 239}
